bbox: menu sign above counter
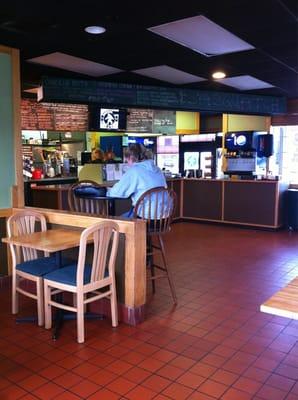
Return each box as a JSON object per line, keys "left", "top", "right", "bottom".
{"left": 21, "top": 99, "right": 88, "bottom": 131}
{"left": 153, "top": 110, "right": 176, "bottom": 135}
{"left": 126, "top": 109, "right": 153, "bottom": 132}
{"left": 40, "top": 77, "right": 286, "bottom": 115}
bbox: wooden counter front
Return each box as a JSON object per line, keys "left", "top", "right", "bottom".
{"left": 27, "top": 178, "right": 287, "bottom": 229}
{"left": 179, "top": 178, "right": 288, "bottom": 229}
{"left": 29, "top": 183, "right": 132, "bottom": 216}
{"left": 224, "top": 180, "right": 277, "bottom": 226}
{"left": 183, "top": 179, "right": 222, "bottom": 221}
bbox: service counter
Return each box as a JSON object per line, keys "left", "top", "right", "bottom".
{"left": 25, "top": 177, "right": 288, "bottom": 229}
{"left": 27, "top": 181, "right": 132, "bottom": 216}
{"left": 177, "top": 178, "right": 288, "bottom": 229}
{"left": 24, "top": 176, "right": 78, "bottom": 207}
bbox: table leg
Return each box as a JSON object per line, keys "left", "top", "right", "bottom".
{"left": 51, "top": 251, "right": 64, "bottom": 340}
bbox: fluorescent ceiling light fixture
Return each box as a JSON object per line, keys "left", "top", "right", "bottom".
{"left": 27, "top": 52, "right": 122, "bottom": 77}
{"left": 132, "top": 65, "right": 205, "bottom": 84}
{"left": 148, "top": 15, "right": 254, "bottom": 57}
{"left": 84, "top": 25, "right": 106, "bottom": 34}
{"left": 212, "top": 71, "right": 226, "bottom": 79}
{"left": 217, "top": 75, "right": 274, "bottom": 90}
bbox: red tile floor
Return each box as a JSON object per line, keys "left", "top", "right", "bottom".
{"left": 1, "top": 222, "right": 298, "bottom": 399}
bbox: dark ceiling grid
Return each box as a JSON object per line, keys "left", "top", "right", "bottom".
{"left": 0, "top": 0, "right": 297, "bottom": 98}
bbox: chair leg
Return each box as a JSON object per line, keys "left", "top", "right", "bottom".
{"left": 36, "top": 278, "right": 44, "bottom": 326}
{"left": 158, "top": 235, "right": 177, "bottom": 304}
{"left": 147, "top": 237, "right": 155, "bottom": 293}
{"left": 12, "top": 273, "right": 19, "bottom": 315}
{"left": 77, "top": 293, "right": 85, "bottom": 343}
{"left": 44, "top": 281, "right": 52, "bottom": 329}
{"left": 110, "top": 282, "right": 118, "bottom": 327}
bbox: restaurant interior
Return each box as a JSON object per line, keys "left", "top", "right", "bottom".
{"left": 0, "top": 1, "right": 298, "bottom": 399}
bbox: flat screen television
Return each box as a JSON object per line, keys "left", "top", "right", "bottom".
{"left": 124, "top": 136, "right": 156, "bottom": 150}
{"left": 225, "top": 132, "right": 255, "bottom": 151}
{"left": 184, "top": 152, "right": 199, "bottom": 170}
{"left": 89, "top": 106, "right": 127, "bottom": 132}
{"left": 157, "top": 135, "right": 179, "bottom": 154}
{"left": 157, "top": 154, "right": 179, "bottom": 174}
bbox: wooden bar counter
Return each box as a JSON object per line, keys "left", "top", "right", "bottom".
{"left": 27, "top": 178, "right": 288, "bottom": 229}
{"left": 28, "top": 182, "right": 132, "bottom": 216}
{"left": 174, "top": 178, "right": 288, "bottom": 229}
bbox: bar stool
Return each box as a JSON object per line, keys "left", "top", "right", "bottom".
{"left": 133, "top": 186, "right": 177, "bottom": 304}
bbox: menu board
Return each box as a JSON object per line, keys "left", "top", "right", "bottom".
{"left": 152, "top": 110, "right": 176, "bottom": 134}
{"left": 126, "top": 108, "right": 153, "bottom": 132}
{"left": 41, "top": 77, "right": 286, "bottom": 114}
{"left": 21, "top": 99, "right": 55, "bottom": 130}
{"left": 21, "top": 99, "right": 88, "bottom": 131}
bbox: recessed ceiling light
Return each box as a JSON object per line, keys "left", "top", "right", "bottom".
{"left": 84, "top": 26, "right": 106, "bottom": 34}
{"left": 212, "top": 71, "right": 226, "bottom": 79}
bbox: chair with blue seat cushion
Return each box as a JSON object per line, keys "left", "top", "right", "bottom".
{"left": 7, "top": 210, "right": 60, "bottom": 326}
{"left": 44, "top": 221, "right": 119, "bottom": 343}
{"left": 68, "top": 180, "right": 108, "bottom": 216}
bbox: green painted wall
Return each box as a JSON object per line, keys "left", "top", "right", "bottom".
{"left": 0, "top": 53, "right": 14, "bottom": 208}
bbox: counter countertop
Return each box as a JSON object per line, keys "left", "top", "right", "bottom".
{"left": 27, "top": 177, "right": 283, "bottom": 190}
{"left": 24, "top": 176, "right": 77, "bottom": 184}
{"left": 30, "top": 180, "right": 118, "bottom": 191}
{"left": 182, "top": 178, "right": 281, "bottom": 183}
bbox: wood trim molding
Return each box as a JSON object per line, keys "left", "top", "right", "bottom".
{"left": 0, "top": 45, "right": 22, "bottom": 208}
{"left": 0, "top": 208, "right": 13, "bottom": 217}
{"left": 180, "top": 179, "right": 184, "bottom": 217}
{"left": 11, "top": 48, "right": 23, "bottom": 208}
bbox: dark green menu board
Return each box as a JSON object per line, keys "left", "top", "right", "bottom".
{"left": 152, "top": 110, "right": 176, "bottom": 134}
{"left": 41, "top": 77, "right": 287, "bottom": 115}
{"left": 126, "top": 108, "right": 153, "bottom": 132}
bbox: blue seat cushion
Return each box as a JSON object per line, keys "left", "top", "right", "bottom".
{"left": 74, "top": 187, "right": 107, "bottom": 197}
{"left": 16, "top": 256, "right": 59, "bottom": 277}
{"left": 44, "top": 264, "right": 92, "bottom": 286}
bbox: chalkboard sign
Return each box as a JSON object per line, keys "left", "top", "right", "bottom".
{"left": 126, "top": 108, "right": 153, "bottom": 132}
{"left": 21, "top": 99, "right": 88, "bottom": 131}
{"left": 40, "top": 77, "right": 286, "bottom": 115}
{"left": 152, "top": 110, "right": 176, "bottom": 134}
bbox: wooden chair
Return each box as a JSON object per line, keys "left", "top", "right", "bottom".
{"left": 68, "top": 180, "right": 109, "bottom": 216}
{"left": 43, "top": 221, "right": 119, "bottom": 343}
{"left": 133, "top": 187, "right": 177, "bottom": 304}
{"left": 7, "top": 210, "right": 59, "bottom": 326}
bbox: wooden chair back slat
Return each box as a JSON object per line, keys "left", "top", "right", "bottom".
{"left": 68, "top": 180, "right": 108, "bottom": 217}
{"left": 133, "top": 187, "right": 176, "bottom": 235}
{"left": 7, "top": 210, "right": 49, "bottom": 263}
{"left": 75, "top": 221, "right": 119, "bottom": 287}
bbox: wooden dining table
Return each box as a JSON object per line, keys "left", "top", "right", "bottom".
{"left": 2, "top": 228, "right": 84, "bottom": 339}
{"left": 2, "top": 228, "right": 83, "bottom": 253}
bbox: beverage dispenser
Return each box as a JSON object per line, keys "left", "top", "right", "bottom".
{"left": 224, "top": 132, "right": 257, "bottom": 176}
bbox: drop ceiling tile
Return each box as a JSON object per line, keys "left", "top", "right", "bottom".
{"left": 27, "top": 52, "right": 122, "bottom": 77}
{"left": 132, "top": 65, "right": 205, "bottom": 84}
{"left": 148, "top": 15, "right": 254, "bottom": 57}
{"left": 217, "top": 75, "right": 274, "bottom": 90}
